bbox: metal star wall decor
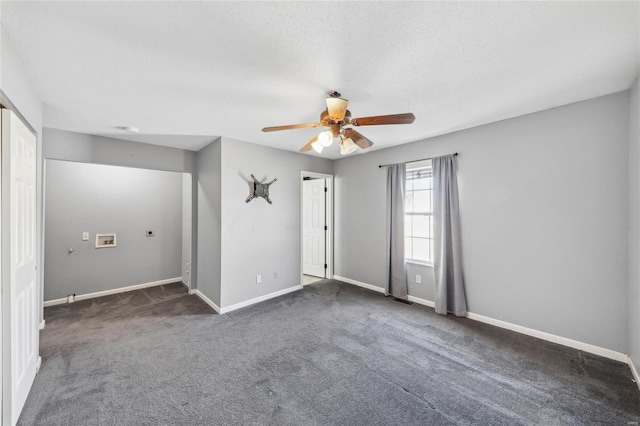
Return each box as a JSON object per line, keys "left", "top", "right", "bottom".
{"left": 245, "top": 174, "right": 277, "bottom": 204}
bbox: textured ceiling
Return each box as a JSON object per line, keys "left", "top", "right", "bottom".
{"left": 2, "top": 1, "right": 639, "bottom": 158}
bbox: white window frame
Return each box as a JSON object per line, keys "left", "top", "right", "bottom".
{"left": 405, "top": 159, "right": 433, "bottom": 266}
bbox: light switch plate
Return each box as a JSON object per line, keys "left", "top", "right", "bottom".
{"left": 82, "top": 232, "right": 89, "bottom": 241}
{"left": 416, "top": 275, "right": 422, "bottom": 284}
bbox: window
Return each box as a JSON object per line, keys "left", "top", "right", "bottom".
{"left": 405, "top": 160, "right": 433, "bottom": 263}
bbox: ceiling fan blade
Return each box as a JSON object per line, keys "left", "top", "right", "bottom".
{"left": 262, "top": 122, "right": 322, "bottom": 132}
{"left": 350, "top": 113, "right": 415, "bottom": 127}
{"left": 299, "top": 135, "right": 319, "bottom": 152}
{"left": 343, "top": 128, "right": 374, "bottom": 149}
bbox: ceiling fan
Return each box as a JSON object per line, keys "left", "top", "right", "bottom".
{"left": 262, "top": 92, "right": 415, "bottom": 155}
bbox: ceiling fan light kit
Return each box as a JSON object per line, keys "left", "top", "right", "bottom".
{"left": 318, "top": 130, "right": 334, "bottom": 147}
{"left": 325, "top": 93, "right": 349, "bottom": 121}
{"left": 340, "top": 136, "right": 358, "bottom": 155}
{"left": 262, "top": 91, "right": 415, "bottom": 156}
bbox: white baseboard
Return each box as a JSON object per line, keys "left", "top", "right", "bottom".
{"left": 629, "top": 356, "right": 640, "bottom": 391}
{"left": 36, "top": 356, "right": 42, "bottom": 373}
{"left": 190, "top": 285, "right": 302, "bottom": 314}
{"left": 336, "top": 275, "right": 629, "bottom": 364}
{"left": 333, "top": 275, "right": 385, "bottom": 294}
{"left": 43, "top": 277, "right": 183, "bottom": 307}
{"left": 39, "top": 319, "right": 46, "bottom": 330}
{"left": 219, "top": 285, "right": 303, "bottom": 314}
{"left": 465, "top": 311, "right": 628, "bottom": 363}
{"left": 191, "top": 289, "right": 221, "bottom": 313}
{"left": 334, "top": 275, "right": 436, "bottom": 309}
{"left": 407, "top": 295, "right": 435, "bottom": 308}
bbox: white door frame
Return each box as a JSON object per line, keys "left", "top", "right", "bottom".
{"left": 300, "top": 171, "right": 333, "bottom": 284}
{"left": 181, "top": 172, "right": 193, "bottom": 291}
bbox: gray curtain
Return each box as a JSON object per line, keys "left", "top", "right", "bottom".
{"left": 433, "top": 155, "right": 466, "bottom": 316}
{"left": 386, "top": 163, "right": 408, "bottom": 300}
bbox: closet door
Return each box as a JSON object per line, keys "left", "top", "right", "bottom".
{"left": 2, "top": 109, "right": 38, "bottom": 426}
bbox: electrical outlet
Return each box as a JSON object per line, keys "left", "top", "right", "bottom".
{"left": 274, "top": 271, "right": 278, "bottom": 279}
{"left": 416, "top": 275, "right": 422, "bottom": 284}
{"left": 82, "top": 232, "right": 89, "bottom": 241}
{"left": 256, "top": 275, "right": 262, "bottom": 284}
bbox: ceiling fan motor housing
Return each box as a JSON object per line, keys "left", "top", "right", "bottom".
{"left": 320, "top": 109, "right": 351, "bottom": 125}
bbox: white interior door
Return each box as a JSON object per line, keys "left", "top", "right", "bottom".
{"left": 2, "top": 109, "right": 38, "bottom": 426}
{"left": 302, "top": 179, "right": 326, "bottom": 278}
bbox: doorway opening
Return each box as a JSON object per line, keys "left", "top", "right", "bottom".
{"left": 42, "top": 160, "right": 191, "bottom": 304}
{"left": 301, "top": 171, "right": 333, "bottom": 286}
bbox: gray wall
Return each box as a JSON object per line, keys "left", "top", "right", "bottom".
{"left": 629, "top": 76, "right": 640, "bottom": 369}
{"left": 196, "top": 138, "right": 222, "bottom": 306}
{"left": 43, "top": 127, "right": 201, "bottom": 291}
{"left": 44, "top": 160, "right": 183, "bottom": 300}
{"left": 219, "top": 138, "right": 333, "bottom": 307}
{"left": 0, "top": 27, "right": 42, "bottom": 133}
{"left": 334, "top": 91, "right": 630, "bottom": 353}
{"left": 1, "top": 22, "right": 45, "bottom": 324}
{"left": 44, "top": 128, "right": 197, "bottom": 173}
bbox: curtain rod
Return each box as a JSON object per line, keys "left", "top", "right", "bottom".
{"left": 378, "top": 152, "right": 458, "bottom": 168}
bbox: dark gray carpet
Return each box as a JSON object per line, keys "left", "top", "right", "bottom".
{"left": 18, "top": 280, "right": 640, "bottom": 425}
